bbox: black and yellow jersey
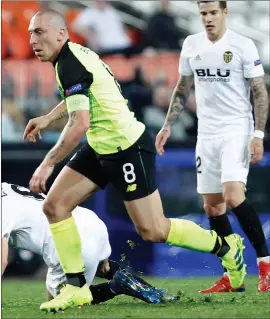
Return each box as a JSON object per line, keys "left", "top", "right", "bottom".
{"left": 53, "top": 40, "right": 145, "bottom": 155}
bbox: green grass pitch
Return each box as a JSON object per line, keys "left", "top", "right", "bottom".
{"left": 2, "top": 277, "right": 269, "bottom": 318}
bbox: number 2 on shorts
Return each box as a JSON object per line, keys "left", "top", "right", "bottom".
{"left": 123, "top": 163, "right": 136, "bottom": 183}
{"left": 196, "top": 156, "right": 202, "bottom": 174}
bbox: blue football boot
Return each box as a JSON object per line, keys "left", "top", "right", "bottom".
{"left": 110, "top": 269, "right": 178, "bottom": 304}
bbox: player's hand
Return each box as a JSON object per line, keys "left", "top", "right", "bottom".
{"left": 250, "top": 137, "right": 264, "bottom": 164}
{"left": 23, "top": 115, "right": 50, "bottom": 143}
{"left": 155, "top": 127, "right": 171, "bottom": 156}
{"left": 29, "top": 163, "right": 54, "bottom": 193}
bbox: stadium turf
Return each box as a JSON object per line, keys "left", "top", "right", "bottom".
{"left": 2, "top": 277, "right": 269, "bottom": 318}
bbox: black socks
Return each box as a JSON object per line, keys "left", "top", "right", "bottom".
{"left": 103, "top": 260, "right": 121, "bottom": 280}
{"left": 232, "top": 200, "right": 269, "bottom": 258}
{"left": 66, "top": 272, "right": 86, "bottom": 287}
{"left": 209, "top": 214, "right": 233, "bottom": 237}
{"left": 211, "top": 236, "right": 230, "bottom": 258}
{"left": 90, "top": 283, "right": 116, "bottom": 305}
{"left": 209, "top": 200, "right": 269, "bottom": 258}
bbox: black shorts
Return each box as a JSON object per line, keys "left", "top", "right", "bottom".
{"left": 66, "top": 130, "right": 157, "bottom": 201}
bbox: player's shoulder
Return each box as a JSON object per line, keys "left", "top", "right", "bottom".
{"left": 227, "top": 29, "right": 255, "bottom": 47}
{"left": 61, "top": 41, "right": 102, "bottom": 77}
{"left": 68, "top": 41, "right": 96, "bottom": 56}
{"left": 67, "top": 42, "right": 99, "bottom": 65}
{"left": 55, "top": 41, "right": 98, "bottom": 85}
{"left": 183, "top": 32, "right": 205, "bottom": 46}
{"left": 56, "top": 41, "right": 95, "bottom": 70}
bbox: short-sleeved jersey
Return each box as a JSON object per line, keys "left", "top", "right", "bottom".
{"left": 179, "top": 29, "right": 265, "bottom": 138}
{"left": 53, "top": 40, "right": 145, "bottom": 154}
{"left": 1, "top": 183, "right": 111, "bottom": 274}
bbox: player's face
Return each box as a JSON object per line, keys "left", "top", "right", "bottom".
{"left": 28, "top": 14, "right": 64, "bottom": 62}
{"left": 199, "top": 2, "right": 227, "bottom": 37}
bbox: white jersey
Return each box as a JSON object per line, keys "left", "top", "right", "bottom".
{"left": 179, "top": 29, "right": 264, "bottom": 138}
{"left": 1, "top": 182, "right": 111, "bottom": 296}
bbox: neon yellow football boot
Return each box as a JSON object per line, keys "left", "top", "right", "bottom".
{"left": 220, "top": 234, "right": 246, "bottom": 289}
{"left": 40, "top": 284, "right": 92, "bottom": 312}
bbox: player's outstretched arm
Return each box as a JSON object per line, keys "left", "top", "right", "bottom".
{"left": 155, "top": 74, "right": 194, "bottom": 155}
{"left": 24, "top": 100, "right": 68, "bottom": 143}
{"left": 249, "top": 76, "right": 269, "bottom": 164}
{"left": 1, "top": 236, "right": 9, "bottom": 275}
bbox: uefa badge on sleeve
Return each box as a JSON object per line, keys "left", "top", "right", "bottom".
{"left": 254, "top": 59, "right": 262, "bottom": 66}
{"left": 223, "top": 51, "right": 233, "bottom": 64}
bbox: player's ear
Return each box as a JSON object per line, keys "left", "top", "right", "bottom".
{"left": 223, "top": 8, "right": 228, "bottom": 16}
{"left": 57, "top": 29, "right": 65, "bottom": 41}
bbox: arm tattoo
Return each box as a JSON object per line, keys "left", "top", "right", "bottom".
{"left": 48, "top": 112, "right": 77, "bottom": 160}
{"left": 250, "top": 76, "right": 269, "bottom": 132}
{"left": 164, "top": 75, "right": 193, "bottom": 128}
{"left": 48, "top": 140, "right": 64, "bottom": 160}
{"left": 67, "top": 111, "right": 77, "bottom": 127}
{"left": 53, "top": 109, "right": 68, "bottom": 122}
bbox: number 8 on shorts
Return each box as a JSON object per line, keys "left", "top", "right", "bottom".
{"left": 123, "top": 163, "right": 136, "bottom": 183}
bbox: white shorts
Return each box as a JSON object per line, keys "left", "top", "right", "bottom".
{"left": 46, "top": 210, "right": 111, "bottom": 298}
{"left": 196, "top": 134, "right": 252, "bottom": 194}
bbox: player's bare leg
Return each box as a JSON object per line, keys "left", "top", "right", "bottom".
{"left": 124, "top": 189, "right": 246, "bottom": 289}
{"left": 203, "top": 194, "right": 226, "bottom": 217}
{"left": 43, "top": 166, "right": 99, "bottom": 222}
{"left": 40, "top": 167, "right": 99, "bottom": 311}
{"left": 223, "top": 182, "right": 245, "bottom": 209}
{"left": 124, "top": 190, "right": 170, "bottom": 242}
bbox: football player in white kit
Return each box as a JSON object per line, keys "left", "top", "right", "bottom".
{"left": 1, "top": 182, "right": 171, "bottom": 306}
{"left": 156, "top": 1, "right": 270, "bottom": 293}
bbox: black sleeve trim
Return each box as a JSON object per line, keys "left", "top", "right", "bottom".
{"left": 57, "top": 48, "right": 93, "bottom": 98}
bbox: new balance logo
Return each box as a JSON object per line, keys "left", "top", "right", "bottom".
{"left": 126, "top": 184, "right": 137, "bottom": 192}
{"left": 195, "top": 55, "right": 201, "bottom": 60}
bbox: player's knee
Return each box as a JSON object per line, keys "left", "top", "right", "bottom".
{"left": 223, "top": 183, "right": 246, "bottom": 209}
{"left": 42, "top": 198, "right": 57, "bottom": 219}
{"left": 43, "top": 196, "right": 72, "bottom": 221}
{"left": 204, "top": 204, "right": 224, "bottom": 217}
{"left": 136, "top": 226, "right": 166, "bottom": 243}
{"left": 223, "top": 195, "right": 242, "bottom": 209}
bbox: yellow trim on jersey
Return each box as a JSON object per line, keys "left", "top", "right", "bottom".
{"left": 66, "top": 94, "right": 89, "bottom": 113}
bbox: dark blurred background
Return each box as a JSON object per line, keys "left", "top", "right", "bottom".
{"left": 2, "top": 0, "right": 270, "bottom": 279}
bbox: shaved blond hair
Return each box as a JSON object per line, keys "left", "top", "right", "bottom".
{"left": 34, "top": 9, "right": 68, "bottom": 30}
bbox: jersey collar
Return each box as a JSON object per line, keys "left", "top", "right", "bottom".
{"left": 205, "top": 28, "right": 229, "bottom": 45}
{"left": 53, "top": 39, "right": 70, "bottom": 67}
